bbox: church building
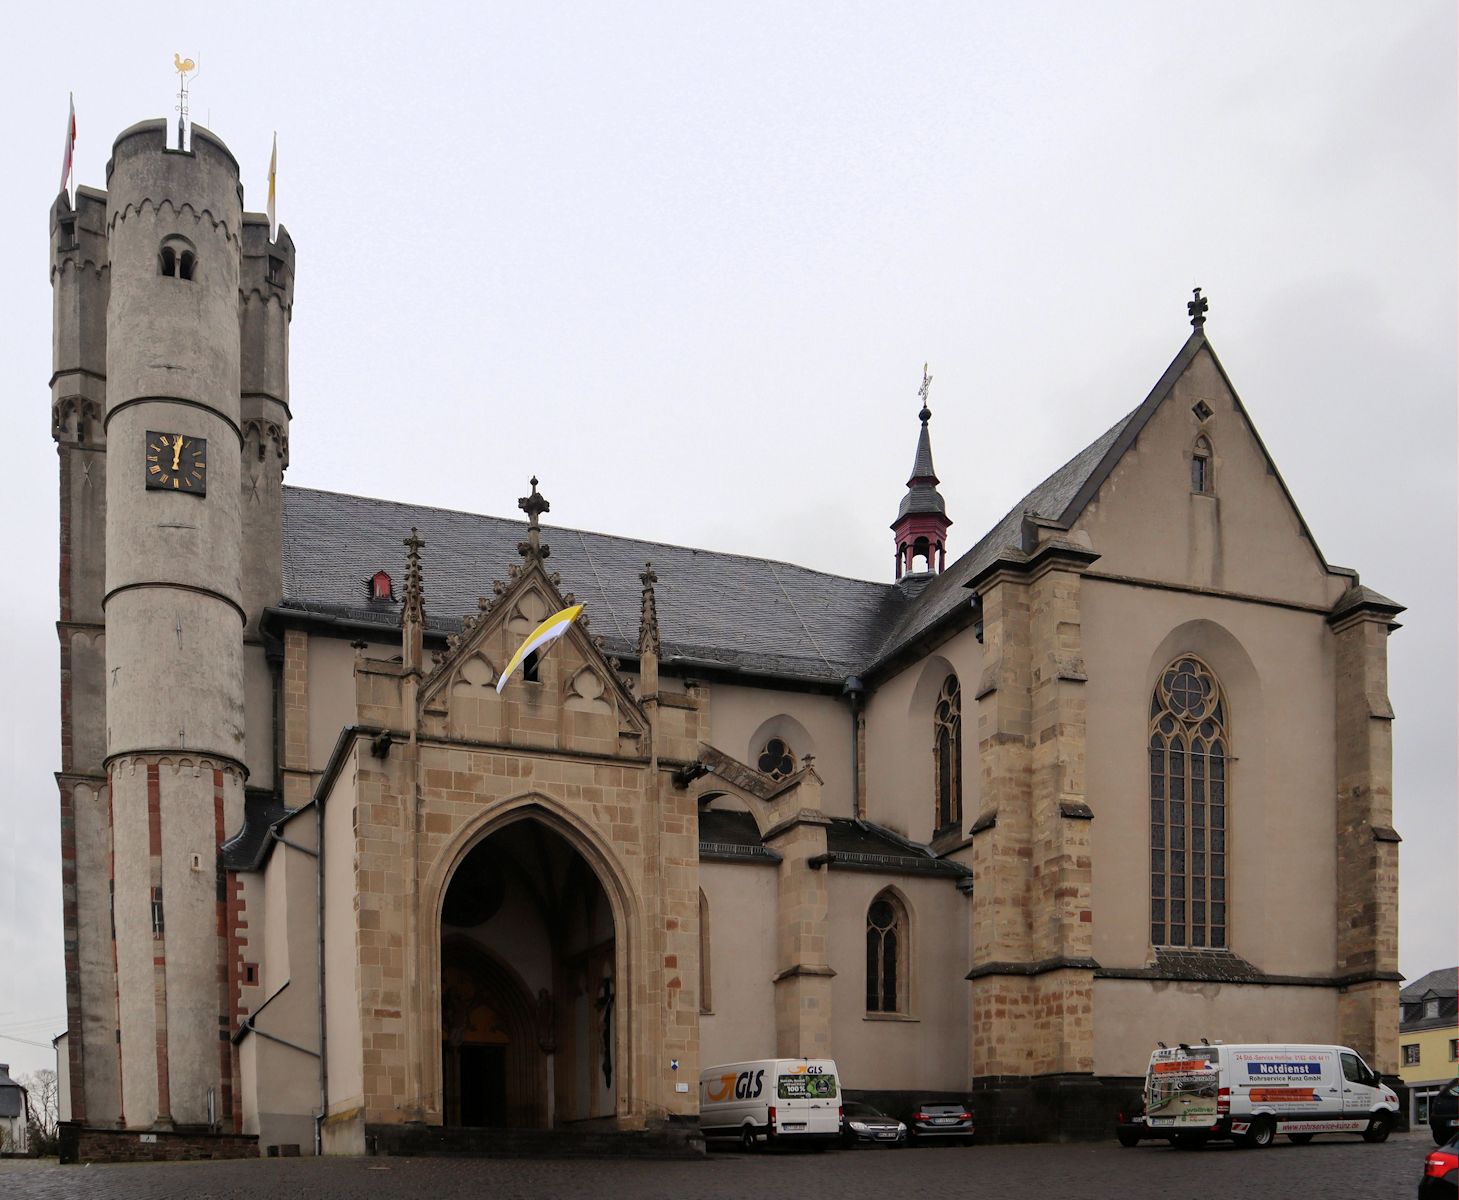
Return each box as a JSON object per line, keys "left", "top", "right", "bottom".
{"left": 50, "top": 117, "right": 1404, "bottom": 1159}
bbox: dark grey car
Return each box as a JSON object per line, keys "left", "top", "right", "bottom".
{"left": 841, "top": 1100, "right": 907, "bottom": 1147}
{"left": 909, "top": 1101, "right": 975, "bottom": 1145}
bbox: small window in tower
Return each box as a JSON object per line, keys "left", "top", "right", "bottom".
{"left": 369, "top": 570, "right": 394, "bottom": 602}
{"left": 522, "top": 649, "right": 541, "bottom": 683}
{"left": 159, "top": 235, "right": 197, "bottom": 280}
{"left": 268, "top": 255, "right": 285, "bottom": 287}
{"left": 243, "top": 963, "right": 258, "bottom": 986}
{"left": 150, "top": 886, "right": 165, "bottom": 937}
{"left": 1192, "top": 437, "right": 1212, "bottom": 494}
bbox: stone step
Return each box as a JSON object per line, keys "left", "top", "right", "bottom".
{"left": 366, "top": 1122, "right": 706, "bottom": 1160}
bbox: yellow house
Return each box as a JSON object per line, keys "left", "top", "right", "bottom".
{"left": 1400, "top": 968, "right": 1458, "bottom": 1126}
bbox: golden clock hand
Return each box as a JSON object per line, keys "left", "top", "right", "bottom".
{"left": 171, "top": 437, "right": 184, "bottom": 471}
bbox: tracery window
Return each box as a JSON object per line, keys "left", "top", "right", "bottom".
{"left": 865, "top": 891, "right": 907, "bottom": 1014}
{"left": 934, "top": 675, "right": 962, "bottom": 834}
{"left": 1150, "top": 657, "right": 1228, "bottom": 949}
{"left": 758, "top": 737, "right": 796, "bottom": 780}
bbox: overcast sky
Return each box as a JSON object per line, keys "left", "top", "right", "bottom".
{"left": 0, "top": 2, "right": 1453, "bottom": 1079}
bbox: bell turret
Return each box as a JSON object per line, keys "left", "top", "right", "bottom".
{"left": 891, "top": 365, "right": 952, "bottom": 579}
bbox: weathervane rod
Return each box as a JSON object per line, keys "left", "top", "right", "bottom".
{"left": 174, "top": 53, "right": 198, "bottom": 149}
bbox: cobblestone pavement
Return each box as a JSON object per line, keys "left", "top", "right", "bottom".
{"left": 0, "top": 1130, "right": 1435, "bottom": 1199}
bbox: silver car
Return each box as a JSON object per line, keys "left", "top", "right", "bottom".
{"left": 909, "top": 1101, "right": 975, "bottom": 1145}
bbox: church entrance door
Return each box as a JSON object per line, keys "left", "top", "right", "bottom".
{"left": 439, "top": 817, "right": 619, "bottom": 1129}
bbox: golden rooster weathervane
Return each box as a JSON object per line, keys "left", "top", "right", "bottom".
{"left": 174, "top": 53, "right": 199, "bottom": 149}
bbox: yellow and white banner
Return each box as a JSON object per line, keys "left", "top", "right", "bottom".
{"left": 496, "top": 604, "right": 583, "bottom": 693}
{"left": 266, "top": 132, "right": 277, "bottom": 242}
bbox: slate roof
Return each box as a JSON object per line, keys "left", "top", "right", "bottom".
{"left": 277, "top": 331, "right": 1232, "bottom": 685}
{"left": 824, "top": 818, "right": 971, "bottom": 878}
{"left": 0, "top": 1065, "right": 25, "bottom": 1119}
{"left": 698, "top": 809, "right": 781, "bottom": 864}
{"left": 697, "top": 810, "right": 968, "bottom": 878}
{"left": 1402, "top": 968, "right": 1459, "bottom": 1001}
{"left": 220, "top": 789, "right": 293, "bottom": 871}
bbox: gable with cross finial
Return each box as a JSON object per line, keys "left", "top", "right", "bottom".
{"left": 415, "top": 480, "right": 649, "bottom": 753}
{"left": 1188, "top": 287, "right": 1209, "bottom": 329}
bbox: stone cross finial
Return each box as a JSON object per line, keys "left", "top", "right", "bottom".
{"left": 639, "top": 562, "right": 661, "bottom": 659}
{"left": 1188, "top": 287, "right": 1209, "bottom": 329}
{"left": 401, "top": 527, "right": 426, "bottom": 628}
{"left": 918, "top": 362, "right": 933, "bottom": 423}
{"left": 517, "top": 476, "right": 552, "bottom": 560}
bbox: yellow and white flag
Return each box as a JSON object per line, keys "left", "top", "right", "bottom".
{"left": 266, "top": 132, "right": 277, "bottom": 242}
{"left": 496, "top": 604, "right": 583, "bottom": 693}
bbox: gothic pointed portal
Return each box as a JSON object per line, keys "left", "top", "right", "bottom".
{"left": 440, "top": 818, "right": 617, "bottom": 1128}
{"left": 892, "top": 364, "right": 953, "bottom": 579}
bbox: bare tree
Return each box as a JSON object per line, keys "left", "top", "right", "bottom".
{"left": 21, "top": 1070, "right": 57, "bottom": 1154}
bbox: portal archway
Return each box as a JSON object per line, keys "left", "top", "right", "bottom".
{"left": 438, "top": 816, "right": 619, "bottom": 1128}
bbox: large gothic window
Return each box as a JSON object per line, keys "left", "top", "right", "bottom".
{"left": 1149, "top": 657, "right": 1228, "bottom": 949}
{"left": 934, "top": 675, "right": 962, "bottom": 834}
{"left": 866, "top": 891, "right": 908, "bottom": 1014}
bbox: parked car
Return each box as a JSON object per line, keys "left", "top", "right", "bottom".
{"left": 1116, "top": 1098, "right": 1171, "bottom": 1148}
{"left": 840, "top": 1100, "right": 907, "bottom": 1147}
{"left": 1420, "top": 1132, "right": 1458, "bottom": 1199}
{"left": 908, "top": 1101, "right": 975, "bottom": 1145}
{"left": 1431, "top": 1079, "right": 1459, "bottom": 1146}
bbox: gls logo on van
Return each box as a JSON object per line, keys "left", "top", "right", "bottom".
{"left": 706, "top": 1069, "right": 765, "bottom": 1102}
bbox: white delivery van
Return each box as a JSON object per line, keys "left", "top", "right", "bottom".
{"left": 1144, "top": 1042, "right": 1399, "bottom": 1148}
{"left": 699, "top": 1058, "right": 841, "bottom": 1150}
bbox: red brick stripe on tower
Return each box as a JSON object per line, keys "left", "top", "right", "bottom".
{"left": 147, "top": 764, "right": 171, "bottom": 1125}
{"left": 213, "top": 770, "right": 239, "bottom": 1131}
{"left": 108, "top": 776, "right": 125, "bottom": 1127}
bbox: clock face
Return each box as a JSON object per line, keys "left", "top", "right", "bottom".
{"left": 145, "top": 431, "right": 207, "bottom": 494}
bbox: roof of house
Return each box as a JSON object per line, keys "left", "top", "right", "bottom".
{"left": 0, "top": 1065, "right": 25, "bottom": 1119}
{"left": 278, "top": 330, "right": 1299, "bottom": 686}
{"left": 1402, "top": 967, "right": 1459, "bottom": 1001}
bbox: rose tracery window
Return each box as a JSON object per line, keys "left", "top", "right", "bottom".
{"left": 758, "top": 737, "right": 796, "bottom": 779}
{"left": 865, "top": 892, "right": 907, "bottom": 1014}
{"left": 1150, "top": 657, "right": 1228, "bottom": 950}
{"left": 934, "top": 675, "right": 962, "bottom": 834}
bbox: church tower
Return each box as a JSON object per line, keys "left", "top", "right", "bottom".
{"left": 101, "top": 119, "right": 249, "bottom": 1130}
{"left": 891, "top": 366, "right": 952, "bottom": 578}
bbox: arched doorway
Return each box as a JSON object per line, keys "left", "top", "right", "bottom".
{"left": 439, "top": 817, "right": 618, "bottom": 1128}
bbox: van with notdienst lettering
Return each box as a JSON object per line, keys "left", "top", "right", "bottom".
{"left": 699, "top": 1058, "right": 841, "bottom": 1150}
{"left": 1144, "top": 1042, "right": 1399, "bottom": 1149}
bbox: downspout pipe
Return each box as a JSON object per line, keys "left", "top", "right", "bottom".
{"left": 843, "top": 675, "right": 865, "bottom": 821}
{"left": 315, "top": 790, "right": 327, "bottom": 1157}
{"left": 305, "top": 725, "right": 384, "bottom": 1157}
